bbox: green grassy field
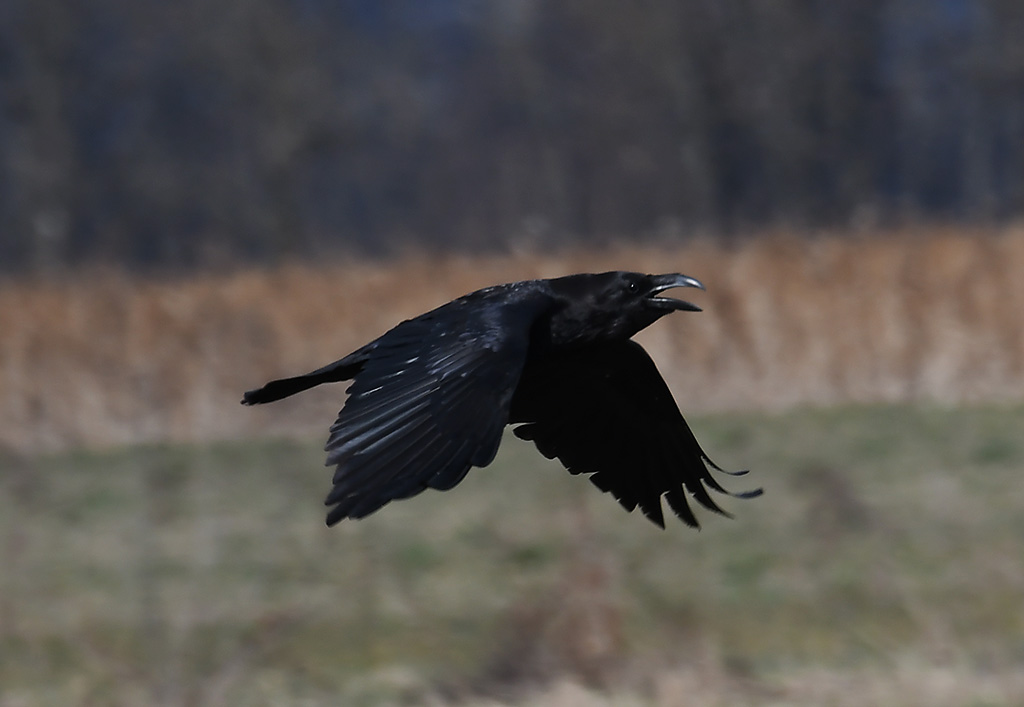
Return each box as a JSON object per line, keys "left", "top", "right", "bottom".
{"left": 2, "top": 403, "right": 1023, "bottom": 706}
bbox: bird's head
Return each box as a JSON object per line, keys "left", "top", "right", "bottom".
{"left": 549, "top": 271, "right": 706, "bottom": 344}
{"left": 619, "top": 271, "right": 705, "bottom": 335}
{"left": 639, "top": 272, "right": 705, "bottom": 313}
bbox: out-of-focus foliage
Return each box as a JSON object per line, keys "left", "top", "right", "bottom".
{"left": 2, "top": 405, "right": 1023, "bottom": 705}
{"left": 4, "top": 228, "right": 1023, "bottom": 453}
{"left": 2, "top": 0, "right": 1024, "bottom": 273}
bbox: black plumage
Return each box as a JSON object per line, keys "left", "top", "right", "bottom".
{"left": 242, "top": 271, "right": 760, "bottom": 528}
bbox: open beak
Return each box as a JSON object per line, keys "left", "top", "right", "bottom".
{"left": 647, "top": 273, "right": 705, "bottom": 312}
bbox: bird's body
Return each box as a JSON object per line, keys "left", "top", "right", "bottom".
{"left": 243, "top": 271, "right": 760, "bottom": 528}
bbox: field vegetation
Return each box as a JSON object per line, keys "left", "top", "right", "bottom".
{"left": 2, "top": 404, "right": 1023, "bottom": 705}
{"left": 2, "top": 226, "right": 1023, "bottom": 453}
{"left": 2, "top": 228, "right": 1023, "bottom": 705}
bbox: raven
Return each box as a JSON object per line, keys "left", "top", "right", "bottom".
{"left": 242, "top": 271, "right": 760, "bottom": 528}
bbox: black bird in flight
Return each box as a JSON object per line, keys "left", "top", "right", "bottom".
{"left": 242, "top": 271, "right": 760, "bottom": 528}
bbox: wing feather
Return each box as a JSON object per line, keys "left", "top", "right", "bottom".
{"left": 509, "top": 340, "right": 761, "bottom": 528}
{"left": 322, "top": 292, "right": 549, "bottom": 524}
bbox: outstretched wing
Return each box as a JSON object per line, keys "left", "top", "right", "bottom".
{"left": 509, "top": 340, "right": 761, "bottom": 528}
{"left": 323, "top": 291, "right": 548, "bottom": 524}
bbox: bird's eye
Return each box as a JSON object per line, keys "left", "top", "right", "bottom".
{"left": 627, "top": 281, "right": 640, "bottom": 293}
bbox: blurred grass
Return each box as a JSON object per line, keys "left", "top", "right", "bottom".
{"left": 5, "top": 226, "right": 1024, "bottom": 454}
{"left": 2, "top": 403, "right": 1024, "bottom": 706}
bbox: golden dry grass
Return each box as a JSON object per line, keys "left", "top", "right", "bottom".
{"left": 2, "top": 226, "right": 1023, "bottom": 453}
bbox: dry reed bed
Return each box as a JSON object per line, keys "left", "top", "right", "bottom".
{"left": 2, "top": 227, "right": 1023, "bottom": 453}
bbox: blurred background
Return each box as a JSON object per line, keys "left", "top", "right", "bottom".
{"left": 2, "top": 1, "right": 1023, "bottom": 705}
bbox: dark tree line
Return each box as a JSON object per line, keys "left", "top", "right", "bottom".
{"left": 2, "top": 0, "right": 1023, "bottom": 274}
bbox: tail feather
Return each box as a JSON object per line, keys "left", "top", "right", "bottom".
{"left": 242, "top": 375, "right": 326, "bottom": 404}
{"left": 241, "top": 352, "right": 368, "bottom": 405}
